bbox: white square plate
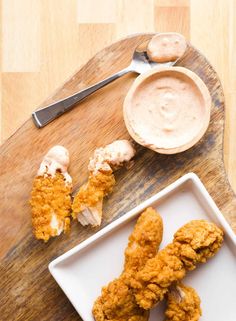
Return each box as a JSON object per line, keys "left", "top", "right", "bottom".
{"left": 49, "top": 173, "right": 236, "bottom": 321}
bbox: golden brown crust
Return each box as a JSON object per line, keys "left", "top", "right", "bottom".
{"left": 92, "top": 208, "right": 163, "bottom": 321}
{"left": 131, "top": 220, "right": 223, "bottom": 309}
{"left": 93, "top": 277, "right": 149, "bottom": 321}
{"left": 30, "top": 172, "right": 72, "bottom": 242}
{"left": 174, "top": 220, "right": 223, "bottom": 266}
{"left": 64, "top": 217, "right": 71, "bottom": 234}
{"left": 72, "top": 171, "right": 115, "bottom": 218}
{"left": 165, "top": 283, "right": 201, "bottom": 321}
{"left": 124, "top": 207, "right": 163, "bottom": 274}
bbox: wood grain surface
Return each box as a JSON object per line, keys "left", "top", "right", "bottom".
{"left": 0, "top": 0, "right": 236, "bottom": 191}
{"left": 0, "top": 33, "right": 236, "bottom": 321}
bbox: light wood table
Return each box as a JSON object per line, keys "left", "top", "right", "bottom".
{"left": 1, "top": 0, "right": 235, "bottom": 189}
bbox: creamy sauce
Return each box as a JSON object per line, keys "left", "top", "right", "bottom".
{"left": 38, "top": 145, "right": 72, "bottom": 183}
{"left": 88, "top": 140, "right": 135, "bottom": 174}
{"left": 126, "top": 70, "right": 207, "bottom": 150}
{"left": 147, "top": 33, "right": 187, "bottom": 63}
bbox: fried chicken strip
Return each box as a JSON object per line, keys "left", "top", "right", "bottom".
{"left": 131, "top": 220, "right": 223, "bottom": 309}
{"left": 92, "top": 207, "right": 163, "bottom": 321}
{"left": 30, "top": 146, "right": 72, "bottom": 242}
{"left": 72, "top": 140, "right": 135, "bottom": 227}
{"left": 72, "top": 171, "right": 115, "bottom": 226}
{"left": 165, "top": 283, "right": 201, "bottom": 321}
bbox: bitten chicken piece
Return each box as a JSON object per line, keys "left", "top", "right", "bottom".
{"left": 92, "top": 207, "right": 163, "bottom": 321}
{"left": 72, "top": 140, "right": 135, "bottom": 227}
{"left": 131, "top": 220, "right": 223, "bottom": 309}
{"left": 165, "top": 283, "right": 201, "bottom": 321}
{"left": 30, "top": 145, "right": 72, "bottom": 242}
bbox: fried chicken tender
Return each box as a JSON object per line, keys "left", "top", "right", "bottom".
{"left": 165, "top": 283, "right": 201, "bottom": 321}
{"left": 92, "top": 207, "right": 163, "bottom": 321}
{"left": 30, "top": 146, "right": 72, "bottom": 242}
{"left": 72, "top": 171, "right": 115, "bottom": 226}
{"left": 131, "top": 220, "right": 223, "bottom": 309}
{"left": 72, "top": 140, "right": 135, "bottom": 227}
{"left": 124, "top": 208, "right": 164, "bottom": 274}
{"left": 93, "top": 279, "right": 149, "bottom": 321}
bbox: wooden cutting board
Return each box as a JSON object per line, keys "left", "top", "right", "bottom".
{"left": 0, "top": 34, "right": 236, "bottom": 321}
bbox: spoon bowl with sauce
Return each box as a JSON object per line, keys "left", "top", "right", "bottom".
{"left": 123, "top": 66, "right": 211, "bottom": 154}
{"left": 147, "top": 32, "right": 187, "bottom": 63}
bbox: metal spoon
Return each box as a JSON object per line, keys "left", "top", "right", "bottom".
{"left": 32, "top": 39, "right": 177, "bottom": 128}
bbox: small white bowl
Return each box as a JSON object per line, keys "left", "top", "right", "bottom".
{"left": 123, "top": 66, "right": 211, "bottom": 154}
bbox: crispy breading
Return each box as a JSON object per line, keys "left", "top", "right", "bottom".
{"left": 165, "top": 283, "right": 201, "bottom": 321}
{"left": 30, "top": 172, "right": 72, "bottom": 242}
{"left": 124, "top": 208, "right": 164, "bottom": 274}
{"left": 174, "top": 220, "right": 223, "bottom": 266}
{"left": 93, "top": 279, "right": 149, "bottom": 321}
{"left": 92, "top": 208, "right": 163, "bottom": 321}
{"left": 72, "top": 171, "right": 115, "bottom": 215}
{"left": 72, "top": 171, "right": 115, "bottom": 226}
{"left": 73, "top": 140, "right": 135, "bottom": 226}
{"left": 131, "top": 220, "right": 223, "bottom": 309}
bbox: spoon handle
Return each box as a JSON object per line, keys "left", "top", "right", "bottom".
{"left": 32, "top": 66, "right": 131, "bottom": 128}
